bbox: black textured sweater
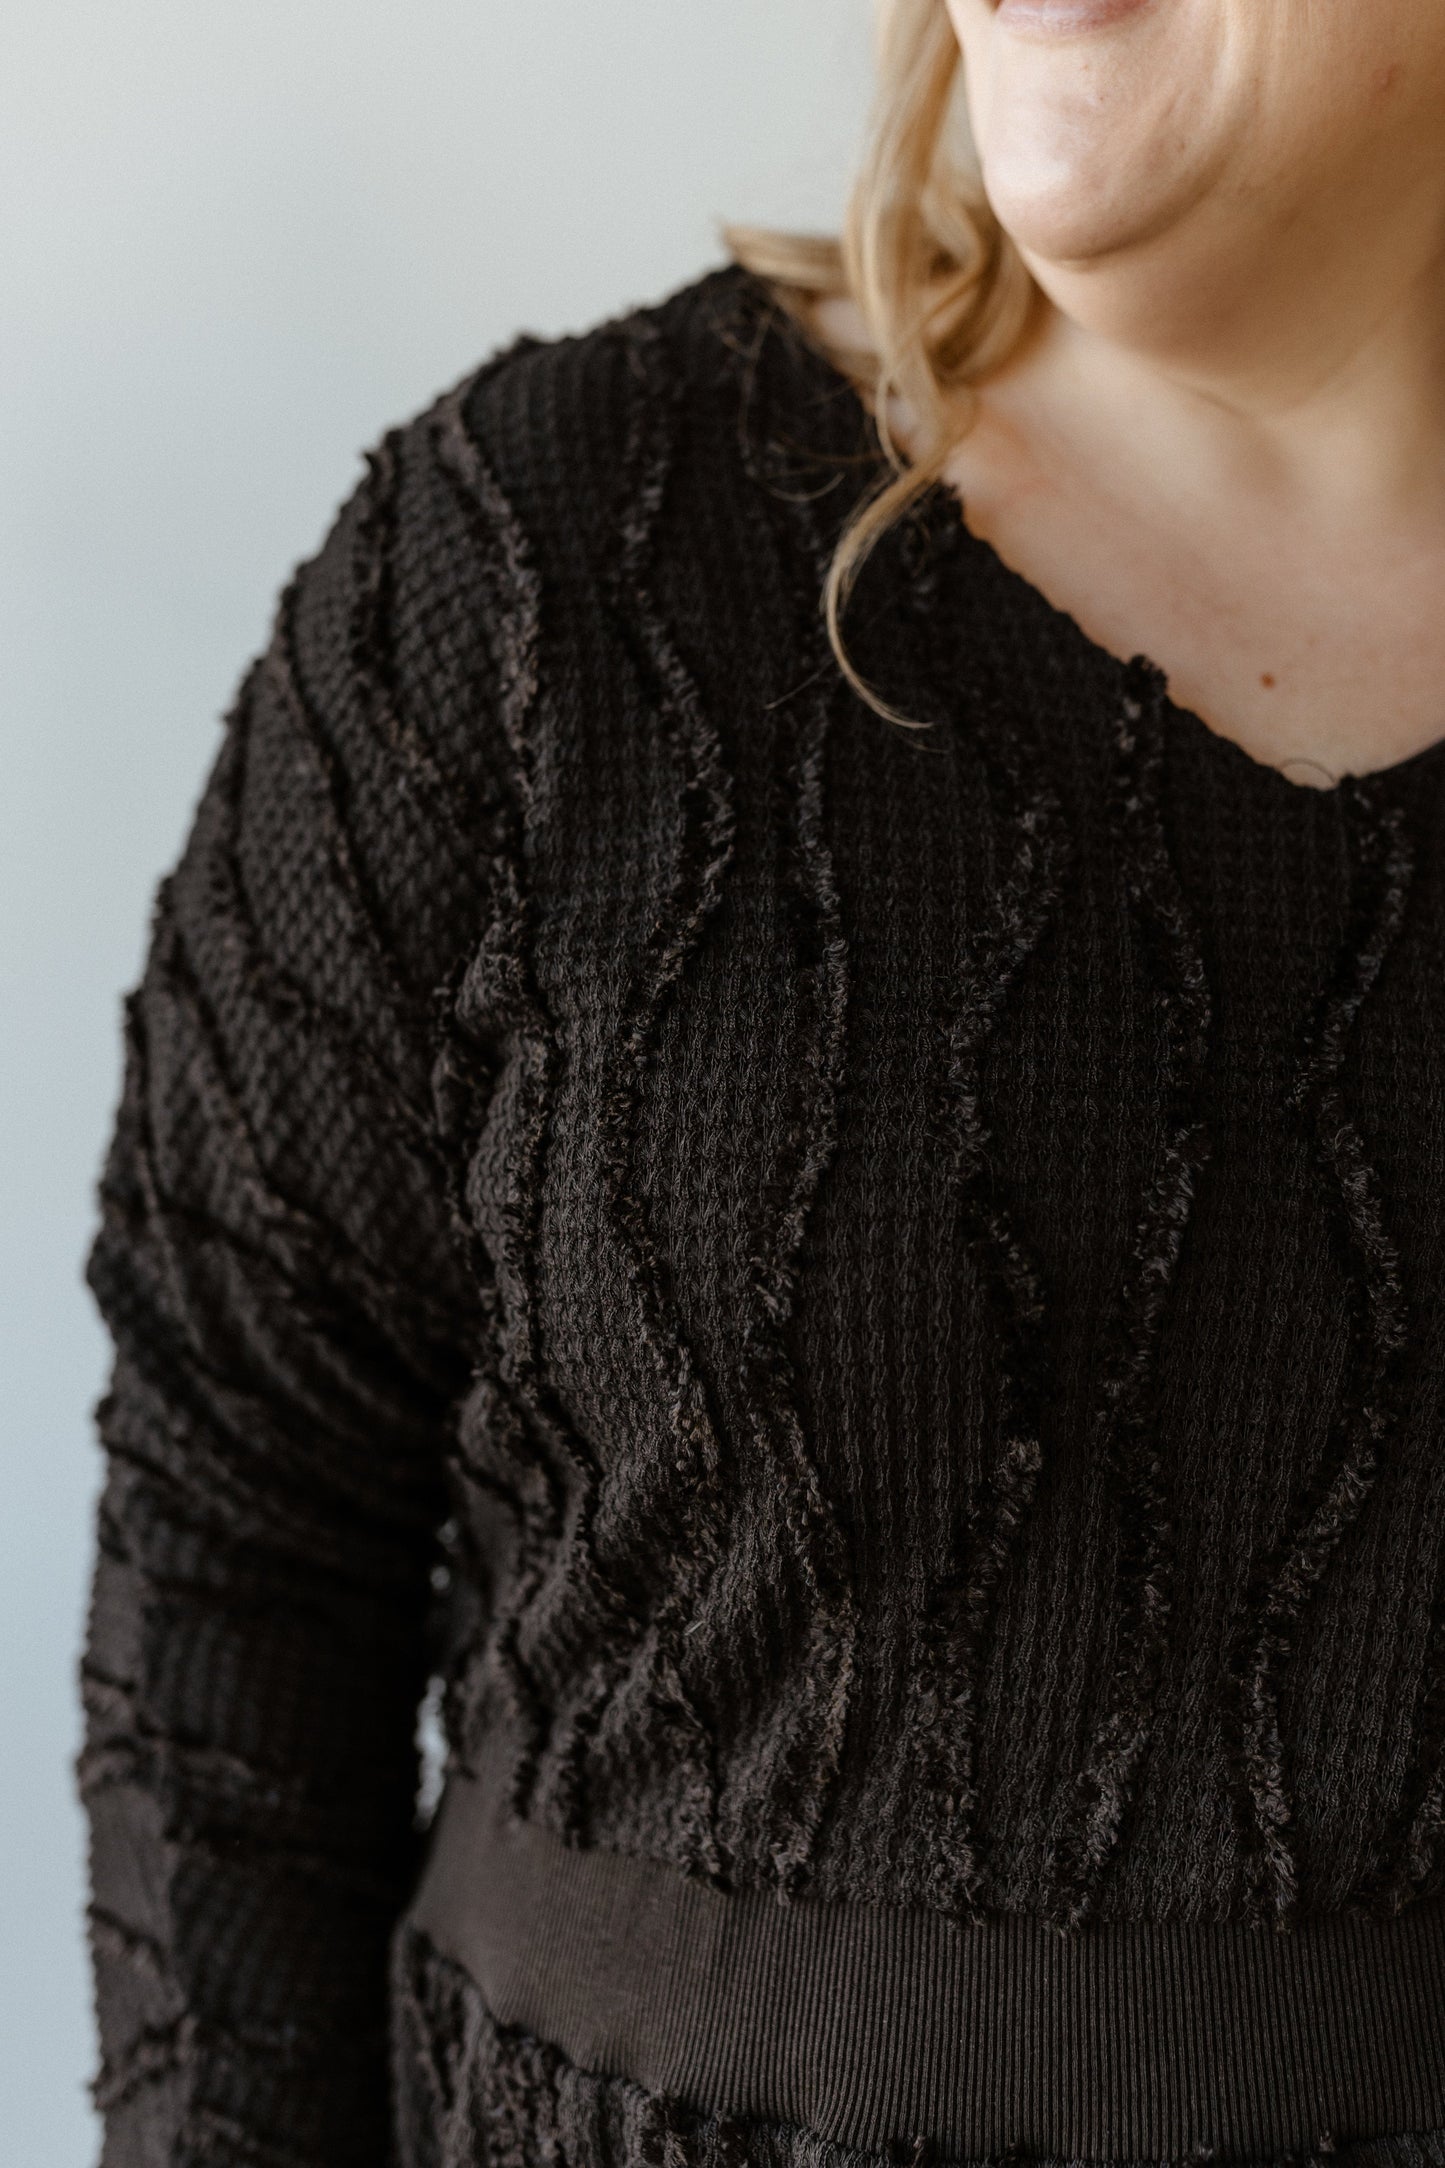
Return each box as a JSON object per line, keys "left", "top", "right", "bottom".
{"left": 81, "top": 260, "right": 1445, "bottom": 2168}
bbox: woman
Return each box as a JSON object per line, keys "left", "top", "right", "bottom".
{"left": 79, "top": 1, "right": 1445, "bottom": 2163}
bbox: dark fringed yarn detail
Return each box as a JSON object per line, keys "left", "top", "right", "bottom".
{"left": 739, "top": 625, "right": 857, "bottom": 1901}
{"left": 907, "top": 713, "right": 1074, "bottom": 1925}
{"left": 260, "top": 578, "right": 421, "bottom": 1064}
{"left": 1224, "top": 780, "right": 1416, "bottom": 1926}
{"left": 139, "top": 894, "right": 461, "bottom": 1414}
{"left": 757, "top": 695, "right": 859, "bottom": 1898}
{"left": 92, "top": 2009, "right": 354, "bottom": 2126}
{"left": 87, "top": 1901, "right": 168, "bottom": 1985}
{"left": 1366, "top": 1546, "right": 1445, "bottom": 1909}
{"left": 90, "top": 2015, "right": 192, "bottom": 2117}
{"left": 429, "top": 379, "right": 617, "bottom": 1825}
{"left": 567, "top": 310, "right": 740, "bottom": 1872}
{"left": 350, "top": 429, "right": 487, "bottom": 863}
{"left": 204, "top": 658, "right": 459, "bottom": 1224}
{"left": 517, "top": 312, "right": 740, "bottom": 1874}
{"left": 713, "top": 351, "right": 865, "bottom": 1901}
{"left": 426, "top": 926, "right": 543, "bottom": 1760}
{"left": 1045, "top": 660, "right": 1213, "bottom": 1928}
{"left": 429, "top": 389, "right": 573, "bottom": 1805}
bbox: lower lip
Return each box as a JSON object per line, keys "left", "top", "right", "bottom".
{"left": 994, "top": 0, "right": 1155, "bottom": 32}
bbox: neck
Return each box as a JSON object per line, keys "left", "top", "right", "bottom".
{"left": 1012, "top": 182, "right": 1445, "bottom": 523}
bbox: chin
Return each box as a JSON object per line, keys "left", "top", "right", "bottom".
{"left": 978, "top": 133, "right": 1209, "bottom": 267}
{"left": 959, "top": 0, "right": 1236, "bottom": 268}
{"left": 982, "top": 165, "right": 1146, "bottom": 265}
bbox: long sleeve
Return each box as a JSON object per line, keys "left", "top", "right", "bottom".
{"left": 77, "top": 399, "right": 512, "bottom": 2166}
{"left": 75, "top": 255, "right": 1445, "bottom": 2168}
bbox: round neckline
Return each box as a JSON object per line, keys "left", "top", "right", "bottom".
{"left": 738, "top": 265, "right": 1445, "bottom": 805}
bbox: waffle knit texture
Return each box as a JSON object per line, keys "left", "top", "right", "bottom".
{"left": 80, "top": 260, "right": 1445, "bottom": 2167}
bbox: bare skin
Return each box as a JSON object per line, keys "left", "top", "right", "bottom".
{"left": 825, "top": 0, "right": 1445, "bottom": 787}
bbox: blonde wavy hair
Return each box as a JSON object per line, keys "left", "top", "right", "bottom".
{"left": 722, "top": 0, "right": 1039, "bottom": 725}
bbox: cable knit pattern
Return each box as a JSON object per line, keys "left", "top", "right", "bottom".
{"left": 81, "top": 261, "right": 1445, "bottom": 2166}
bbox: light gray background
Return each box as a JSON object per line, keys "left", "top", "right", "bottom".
{"left": 1, "top": 5, "right": 872, "bottom": 2156}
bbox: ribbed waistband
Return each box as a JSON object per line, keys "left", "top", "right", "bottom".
{"left": 407, "top": 1763, "right": 1445, "bottom": 2162}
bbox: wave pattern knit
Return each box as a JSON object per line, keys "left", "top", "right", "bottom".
{"left": 81, "top": 261, "right": 1445, "bottom": 2168}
